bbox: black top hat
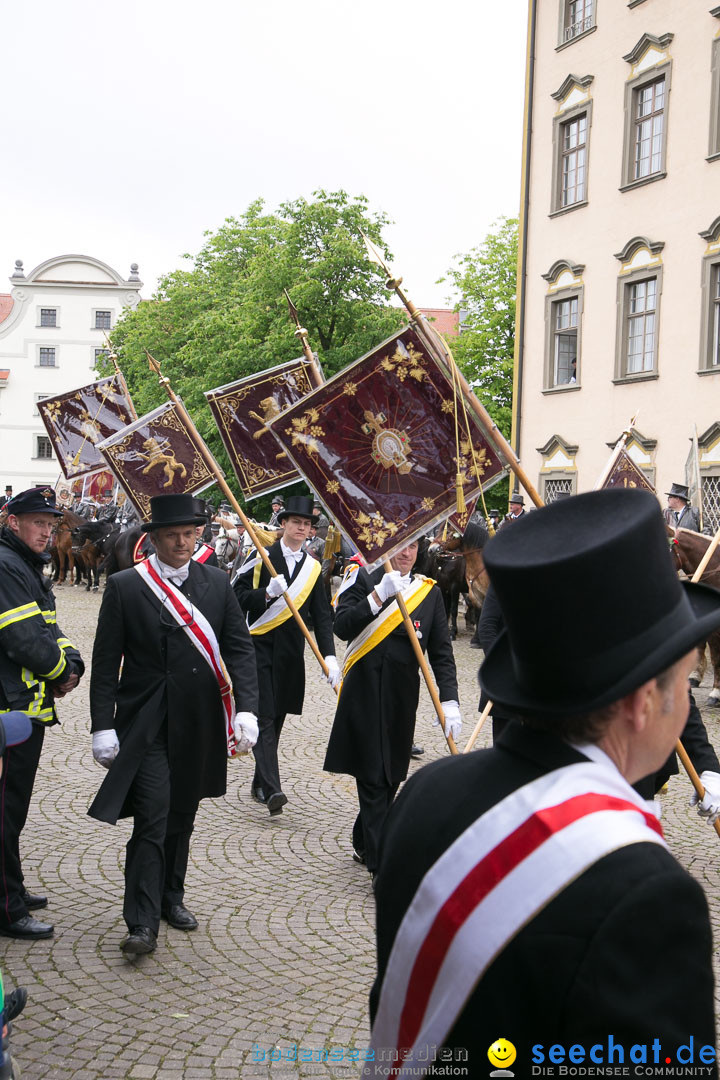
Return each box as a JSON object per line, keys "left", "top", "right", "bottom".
{"left": 141, "top": 494, "right": 207, "bottom": 532}
{"left": 666, "top": 482, "right": 690, "bottom": 502}
{"left": 480, "top": 488, "right": 720, "bottom": 717}
{"left": 277, "top": 495, "right": 318, "bottom": 525}
{"left": 509, "top": 492, "right": 525, "bottom": 506}
{"left": 4, "top": 486, "right": 12, "bottom": 493}
{"left": 6, "top": 486, "right": 63, "bottom": 517}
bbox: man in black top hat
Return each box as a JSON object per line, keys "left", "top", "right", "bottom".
{"left": 500, "top": 490, "right": 526, "bottom": 527}
{"left": 0, "top": 487, "right": 85, "bottom": 940}
{"left": 0, "top": 486, "right": 12, "bottom": 512}
{"left": 664, "top": 482, "right": 702, "bottom": 532}
{"left": 88, "top": 493, "right": 260, "bottom": 956}
{"left": 234, "top": 494, "right": 338, "bottom": 815}
{"left": 368, "top": 489, "right": 720, "bottom": 1075}
{"left": 267, "top": 495, "right": 285, "bottom": 529}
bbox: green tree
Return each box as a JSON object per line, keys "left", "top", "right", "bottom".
{"left": 442, "top": 216, "right": 519, "bottom": 511}
{"left": 107, "top": 190, "right": 404, "bottom": 511}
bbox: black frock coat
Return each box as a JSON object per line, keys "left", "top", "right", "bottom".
{"left": 233, "top": 541, "right": 335, "bottom": 717}
{"left": 370, "top": 723, "right": 716, "bottom": 1073}
{"left": 324, "top": 567, "right": 458, "bottom": 786}
{"left": 88, "top": 560, "right": 258, "bottom": 823}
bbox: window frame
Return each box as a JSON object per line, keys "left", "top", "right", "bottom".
{"left": 543, "top": 284, "right": 584, "bottom": 392}
{"left": 33, "top": 393, "right": 51, "bottom": 416}
{"left": 614, "top": 264, "right": 663, "bottom": 382}
{"left": 37, "top": 346, "right": 57, "bottom": 368}
{"left": 550, "top": 101, "right": 592, "bottom": 216}
{"left": 34, "top": 434, "right": 53, "bottom": 460}
{"left": 556, "top": 0, "right": 596, "bottom": 50}
{"left": 699, "top": 253, "right": 720, "bottom": 373}
{"left": 709, "top": 37, "right": 720, "bottom": 161}
{"left": 620, "top": 62, "right": 671, "bottom": 192}
{"left": 37, "top": 306, "right": 58, "bottom": 328}
{"left": 92, "top": 309, "right": 113, "bottom": 331}
{"left": 542, "top": 474, "right": 578, "bottom": 502}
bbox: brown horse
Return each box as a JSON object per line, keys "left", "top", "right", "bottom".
{"left": 51, "top": 508, "right": 87, "bottom": 585}
{"left": 429, "top": 522, "right": 490, "bottom": 636}
{"left": 671, "top": 527, "right": 720, "bottom": 703}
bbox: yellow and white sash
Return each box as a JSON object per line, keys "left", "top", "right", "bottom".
{"left": 248, "top": 554, "right": 322, "bottom": 636}
{"left": 341, "top": 576, "right": 435, "bottom": 683}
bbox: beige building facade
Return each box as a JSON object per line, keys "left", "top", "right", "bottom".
{"left": 514, "top": 0, "right": 720, "bottom": 525}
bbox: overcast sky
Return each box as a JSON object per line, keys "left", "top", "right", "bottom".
{"left": 2, "top": 0, "right": 528, "bottom": 308}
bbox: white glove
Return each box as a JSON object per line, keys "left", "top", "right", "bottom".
{"left": 266, "top": 574, "right": 288, "bottom": 599}
{"left": 92, "top": 729, "right": 120, "bottom": 768}
{"left": 691, "top": 770, "right": 720, "bottom": 824}
{"left": 374, "top": 570, "right": 404, "bottom": 604}
{"left": 323, "top": 655, "right": 341, "bottom": 690}
{"left": 233, "top": 712, "right": 259, "bottom": 754}
{"left": 433, "top": 700, "right": 462, "bottom": 743}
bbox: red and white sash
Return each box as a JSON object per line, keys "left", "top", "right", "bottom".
{"left": 367, "top": 760, "right": 665, "bottom": 1078}
{"left": 134, "top": 556, "right": 239, "bottom": 757}
{"left": 193, "top": 542, "right": 215, "bottom": 564}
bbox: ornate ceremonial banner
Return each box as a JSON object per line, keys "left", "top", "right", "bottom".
{"left": 38, "top": 374, "right": 136, "bottom": 481}
{"left": 602, "top": 448, "right": 655, "bottom": 493}
{"left": 205, "top": 359, "right": 316, "bottom": 500}
{"left": 267, "top": 327, "right": 506, "bottom": 567}
{"left": 97, "top": 402, "right": 216, "bottom": 521}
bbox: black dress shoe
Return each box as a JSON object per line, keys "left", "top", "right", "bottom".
{"left": 0, "top": 915, "right": 53, "bottom": 940}
{"left": 267, "top": 791, "right": 288, "bottom": 816}
{"left": 250, "top": 784, "right": 266, "bottom": 804}
{"left": 121, "top": 926, "right": 157, "bottom": 955}
{"left": 21, "top": 890, "right": 47, "bottom": 910}
{"left": 410, "top": 745, "right": 425, "bottom": 758}
{"left": 4, "top": 987, "right": 27, "bottom": 1022}
{"left": 161, "top": 903, "right": 198, "bottom": 931}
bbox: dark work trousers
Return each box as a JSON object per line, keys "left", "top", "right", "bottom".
{"left": 252, "top": 713, "right": 286, "bottom": 796}
{"left": 353, "top": 780, "right": 400, "bottom": 873}
{"left": 0, "top": 723, "right": 45, "bottom": 926}
{"left": 123, "top": 723, "right": 199, "bottom": 933}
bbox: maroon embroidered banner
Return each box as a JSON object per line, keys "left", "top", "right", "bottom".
{"left": 97, "top": 402, "right": 216, "bottom": 521}
{"left": 38, "top": 373, "right": 136, "bottom": 481}
{"left": 205, "top": 359, "right": 316, "bottom": 500}
{"left": 266, "top": 327, "right": 506, "bottom": 567}
{"left": 601, "top": 448, "right": 655, "bottom": 493}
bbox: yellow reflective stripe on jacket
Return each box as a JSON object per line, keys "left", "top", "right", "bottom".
{"left": 40, "top": 654, "right": 67, "bottom": 681}
{"left": 40, "top": 609, "right": 57, "bottom": 625}
{"left": 56, "top": 636, "right": 75, "bottom": 651}
{"left": 0, "top": 601, "right": 41, "bottom": 631}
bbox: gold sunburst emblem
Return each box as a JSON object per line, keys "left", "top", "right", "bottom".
{"left": 361, "top": 410, "right": 413, "bottom": 475}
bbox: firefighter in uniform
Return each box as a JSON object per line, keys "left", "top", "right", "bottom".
{"left": 0, "top": 487, "right": 84, "bottom": 939}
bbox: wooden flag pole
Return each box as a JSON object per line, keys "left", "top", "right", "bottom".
{"left": 283, "top": 294, "right": 458, "bottom": 753}
{"left": 362, "top": 235, "right": 545, "bottom": 510}
{"left": 284, "top": 290, "right": 326, "bottom": 390}
{"left": 464, "top": 699, "right": 493, "bottom": 754}
{"left": 146, "top": 352, "right": 334, "bottom": 685}
{"left": 690, "top": 526, "right": 720, "bottom": 583}
{"left": 593, "top": 411, "right": 640, "bottom": 491}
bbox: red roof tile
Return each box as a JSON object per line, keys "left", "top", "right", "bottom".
{"left": 419, "top": 308, "right": 459, "bottom": 338}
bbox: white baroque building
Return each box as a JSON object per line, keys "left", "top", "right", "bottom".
{"left": 0, "top": 254, "right": 142, "bottom": 492}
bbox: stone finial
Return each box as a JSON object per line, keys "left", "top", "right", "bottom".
{"left": 129, "top": 263, "right": 140, "bottom": 281}
{"left": 11, "top": 260, "right": 25, "bottom": 279}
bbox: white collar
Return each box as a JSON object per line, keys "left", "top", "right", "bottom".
{"left": 153, "top": 553, "right": 191, "bottom": 584}
{"left": 280, "top": 540, "right": 304, "bottom": 563}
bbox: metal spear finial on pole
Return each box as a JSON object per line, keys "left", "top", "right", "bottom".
{"left": 144, "top": 349, "right": 335, "bottom": 689}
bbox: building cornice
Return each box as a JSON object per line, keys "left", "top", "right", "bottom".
{"left": 613, "top": 236, "right": 665, "bottom": 261}
{"left": 623, "top": 32, "right": 674, "bottom": 66}
{"left": 550, "top": 73, "right": 594, "bottom": 102}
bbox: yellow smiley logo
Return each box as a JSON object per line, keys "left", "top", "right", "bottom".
{"left": 488, "top": 1039, "right": 517, "bottom": 1069}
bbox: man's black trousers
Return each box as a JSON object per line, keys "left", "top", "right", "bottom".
{"left": 123, "top": 723, "right": 198, "bottom": 933}
{"left": 0, "top": 724, "right": 45, "bottom": 926}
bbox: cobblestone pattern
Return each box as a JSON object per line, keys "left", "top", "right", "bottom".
{"left": 2, "top": 589, "right": 720, "bottom": 1078}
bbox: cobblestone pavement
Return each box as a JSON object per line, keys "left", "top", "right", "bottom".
{"left": 3, "top": 588, "right": 720, "bottom": 1079}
